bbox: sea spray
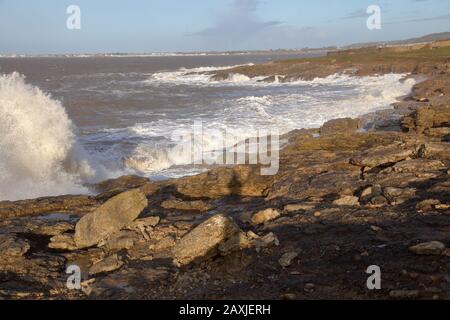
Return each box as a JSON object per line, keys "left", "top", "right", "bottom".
{"left": 0, "top": 72, "right": 95, "bottom": 200}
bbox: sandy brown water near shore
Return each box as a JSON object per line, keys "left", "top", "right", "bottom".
{"left": 0, "top": 45, "right": 450, "bottom": 300}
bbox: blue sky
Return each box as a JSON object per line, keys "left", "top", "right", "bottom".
{"left": 0, "top": 0, "right": 449, "bottom": 54}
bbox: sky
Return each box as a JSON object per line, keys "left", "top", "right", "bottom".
{"left": 0, "top": 0, "right": 449, "bottom": 54}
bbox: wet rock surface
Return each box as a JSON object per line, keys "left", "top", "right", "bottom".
{"left": 1, "top": 47, "right": 450, "bottom": 300}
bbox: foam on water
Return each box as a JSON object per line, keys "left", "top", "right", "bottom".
{"left": 0, "top": 73, "right": 97, "bottom": 200}
{"left": 147, "top": 64, "right": 255, "bottom": 85}
{"left": 122, "top": 72, "right": 416, "bottom": 176}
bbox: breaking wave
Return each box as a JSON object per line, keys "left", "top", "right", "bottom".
{"left": 0, "top": 73, "right": 97, "bottom": 201}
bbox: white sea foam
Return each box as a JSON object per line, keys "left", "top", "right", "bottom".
{"left": 146, "top": 64, "right": 255, "bottom": 85}
{"left": 0, "top": 73, "right": 97, "bottom": 200}
{"left": 124, "top": 73, "right": 416, "bottom": 176}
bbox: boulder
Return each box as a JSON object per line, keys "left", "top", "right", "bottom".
{"left": 74, "top": 189, "right": 148, "bottom": 249}
{"left": 409, "top": 241, "right": 446, "bottom": 255}
{"left": 251, "top": 208, "right": 281, "bottom": 225}
{"left": 172, "top": 214, "right": 240, "bottom": 266}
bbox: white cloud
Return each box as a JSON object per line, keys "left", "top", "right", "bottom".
{"left": 192, "top": 0, "right": 318, "bottom": 50}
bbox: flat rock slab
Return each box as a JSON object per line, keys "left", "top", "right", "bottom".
{"left": 74, "top": 189, "right": 148, "bottom": 249}
{"left": 351, "top": 143, "right": 417, "bottom": 168}
{"left": 172, "top": 214, "right": 240, "bottom": 266}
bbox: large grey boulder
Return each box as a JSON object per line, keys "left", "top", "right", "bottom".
{"left": 172, "top": 214, "right": 240, "bottom": 266}
{"left": 74, "top": 189, "right": 148, "bottom": 249}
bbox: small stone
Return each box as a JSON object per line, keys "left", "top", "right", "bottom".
{"left": 442, "top": 249, "right": 450, "bottom": 257}
{"left": 284, "top": 203, "right": 315, "bottom": 213}
{"left": 333, "top": 196, "right": 360, "bottom": 207}
{"left": 252, "top": 232, "right": 280, "bottom": 252}
{"left": 389, "top": 290, "right": 419, "bottom": 299}
{"left": 409, "top": 241, "right": 446, "bottom": 256}
{"left": 304, "top": 283, "right": 315, "bottom": 293}
{"left": 360, "top": 185, "right": 382, "bottom": 202}
{"left": 246, "top": 231, "right": 259, "bottom": 239}
{"left": 280, "top": 293, "right": 297, "bottom": 300}
{"left": 251, "top": 208, "right": 281, "bottom": 225}
{"left": 416, "top": 199, "right": 441, "bottom": 212}
{"left": 371, "top": 225, "right": 382, "bottom": 232}
{"left": 278, "top": 252, "right": 298, "bottom": 268}
{"left": 369, "top": 196, "right": 388, "bottom": 208}
{"left": 313, "top": 211, "right": 322, "bottom": 217}
{"left": 89, "top": 254, "right": 124, "bottom": 275}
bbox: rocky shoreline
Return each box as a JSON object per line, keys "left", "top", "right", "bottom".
{"left": 1, "top": 45, "right": 449, "bottom": 300}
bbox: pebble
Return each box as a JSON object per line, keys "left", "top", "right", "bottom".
{"left": 278, "top": 252, "right": 298, "bottom": 268}
{"left": 389, "top": 290, "right": 419, "bottom": 299}
{"left": 409, "top": 241, "right": 446, "bottom": 256}
{"left": 304, "top": 283, "right": 315, "bottom": 293}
